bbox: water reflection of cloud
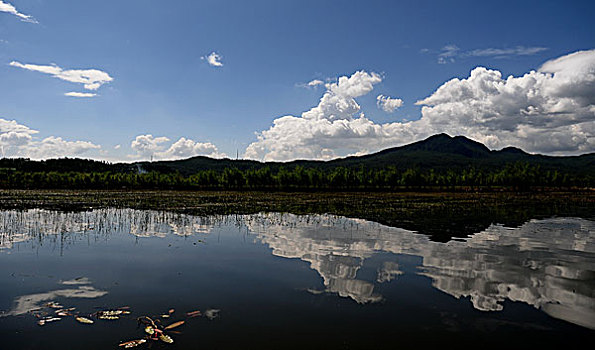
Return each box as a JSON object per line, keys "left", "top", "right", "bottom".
{"left": 1, "top": 209, "right": 593, "bottom": 329}
{"left": 245, "top": 214, "right": 595, "bottom": 329}
{"left": 60, "top": 277, "right": 93, "bottom": 285}
{"left": 2, "top": 278, "right": 107, "bottom": 316}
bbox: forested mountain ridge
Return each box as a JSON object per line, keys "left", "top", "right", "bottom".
{"left": 1, "top": 134, "right": 593, "bottom": 176}
{"left": 139, "top": 133, "right": 595, "bottom": 176}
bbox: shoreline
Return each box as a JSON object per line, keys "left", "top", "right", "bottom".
{"left": 2, "top": 190, "right": 592, "bottom": 241}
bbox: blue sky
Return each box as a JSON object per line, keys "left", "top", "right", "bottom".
{"left": 0, "top": 0, "right": 594, "bottom": 161}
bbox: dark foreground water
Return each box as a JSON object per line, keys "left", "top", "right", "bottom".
{"left": 0, "top": 209, "right": 593, "bottom": 349}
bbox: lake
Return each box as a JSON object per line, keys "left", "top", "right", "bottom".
{"left": 0, "top": 208, "right": 594, "bottom": 349}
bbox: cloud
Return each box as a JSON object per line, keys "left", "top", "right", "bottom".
{"left": 131, "top": 134, "right": 226, "bottom": 160}
{"left": 0, "top": 118, "right": 100, "bottom": 159}
{"left": 376, "top": 95, "right": 403, "bottom": 113}
{"left": 29, "top": 137, "right": 100, "bottom": 158}
{"left": 159, "top": 137, "right": 226, "bottom": 159}
{"left": 307, "top": 79, "right": 324, "bottom": 87}
{"left": 306, "top": 79, "right": 324, "bottom": 88}
{"left": 9, "top": 61, "right": 113, "bottom": 91}
{"left": 436, "top": 45, "right": 548, "bottom": 64}
{"left": 65, "top": 92, "right": 97, "bottom": 98}
{"left": 130, "top": 134, "right": 170, "bottom": 158}
{"left": 0, "top": 1, "right": 36, "bottom": 23}
{"left": 245, "top": 49, "right": 595, "bottom": 161}
{"left": 202, "top": 52, "right": 223, "bottom": 67}
{"left": 0, "top": 118, "right": 38, "bottom": 135}
{"left": 466, "top": 46, "right": 548, "bottom": 57}
{"left": 438, "top": 45, "right": 459, "bottom": 64}
{"left": 297, "top": 79, "right": 327, "bottom": 89}
{"left": 415, "top": 49, "right": 595, "bottom": 153}
{"left": 245, "top": 70, "right": 389, "bottom": 161}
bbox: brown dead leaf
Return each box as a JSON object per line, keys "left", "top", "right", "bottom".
{"left": 164, "top": 320, "right": 185, "bottom": 330}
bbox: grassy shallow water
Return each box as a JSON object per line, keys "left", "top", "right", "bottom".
{"left": 0, "top": 190, "right": 593, "bottom": 241}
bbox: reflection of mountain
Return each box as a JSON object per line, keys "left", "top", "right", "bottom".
{"left": 245, "top": 214, "right": 595, "bottom": 329}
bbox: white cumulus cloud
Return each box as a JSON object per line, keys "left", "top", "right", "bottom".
{"left": 245, "top": 49, "right": 595, "bottom": 161}
{"left": 245, "top": 70, "right": 392, "bottom": 161}
{"left": 376, "top": 95, "right": 403, "bottom": 113}
{"left": 130, "top": 134, "right": 170, "bottom": 159}
{"left": 131, "top": 134, "right": 226, "bottom": 160}
{"left": 158, "top": 137, "right": 226, "bottom": 159}
{"left": 0, "top": 118, "right": 100, "bottom": 159}
{"left": 416, "top": 49, "right": 595, "bottom": 154}
{"left": 202, "top": 52, "right": 223, "bottom": 67}
{"left": 9, "top": 61, "right": 113, "bottom": 91}
{"left": 0, "top": 1, "right": 36, "bottom": 23}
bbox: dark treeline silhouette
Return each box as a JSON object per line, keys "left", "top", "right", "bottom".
{"left": 0, "top": 162, "right": 592, "bottom": 191}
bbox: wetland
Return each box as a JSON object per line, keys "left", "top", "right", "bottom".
{"left": 0, "top": 190, "right": 593, "bottom": 349}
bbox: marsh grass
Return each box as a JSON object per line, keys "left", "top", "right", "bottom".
{"left": 1, "top": 190, "right": 592, "bottom": 241}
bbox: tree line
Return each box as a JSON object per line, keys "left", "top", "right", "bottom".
{"left": 0, "top": 162, "right": 591, "bottom": 191}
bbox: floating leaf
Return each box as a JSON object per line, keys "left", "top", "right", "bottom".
{"left": 186, "top": 310, "right": 201, "bottom": 318}
{"left": 164, "top": 320, "right": 184, "bottom": 330}
{"left": 99, "top": 310, "right": 129, "bottom": 316}
{"left": 159, "top": 334, "right": 174, "bottom": 344}
{"left": 75, "top": 317, "right": 94, "bottom": 324}
{"left": 96, "top": 309, "right": 129, "bottom": 320}
{"left": 56, "top": 308, "right": 74, "bottom": 316}
{"left": 45, "top": 302, "right": 63, "bottom": 309}
{"left": 119, "top": 339, "right": 147, "bottom": 348}
{"left": 37, "top": 317, "right": 61, "bottom": 326}
{"left": 98, "top": 315, "right": 119, "bottom": 320}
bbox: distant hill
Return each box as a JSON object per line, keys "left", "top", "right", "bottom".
{"left": 1, "top": 134, "right": 594, "bottom": 176}
{"left": 324, "top": 134, "right": 595, "bottom": 175}
{"left": 140, "top": 133, "right": 595, "bottom": 176}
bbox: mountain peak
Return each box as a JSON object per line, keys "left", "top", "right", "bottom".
{"left": 498, "top": 146, "right": 528, "bottom": 155}
{"left": 401, "top": 134, "right": 491, "bottom": 158}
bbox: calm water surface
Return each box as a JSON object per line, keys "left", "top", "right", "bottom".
{"left": 0, "top": 209, "right": 594, "bottom": 349}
